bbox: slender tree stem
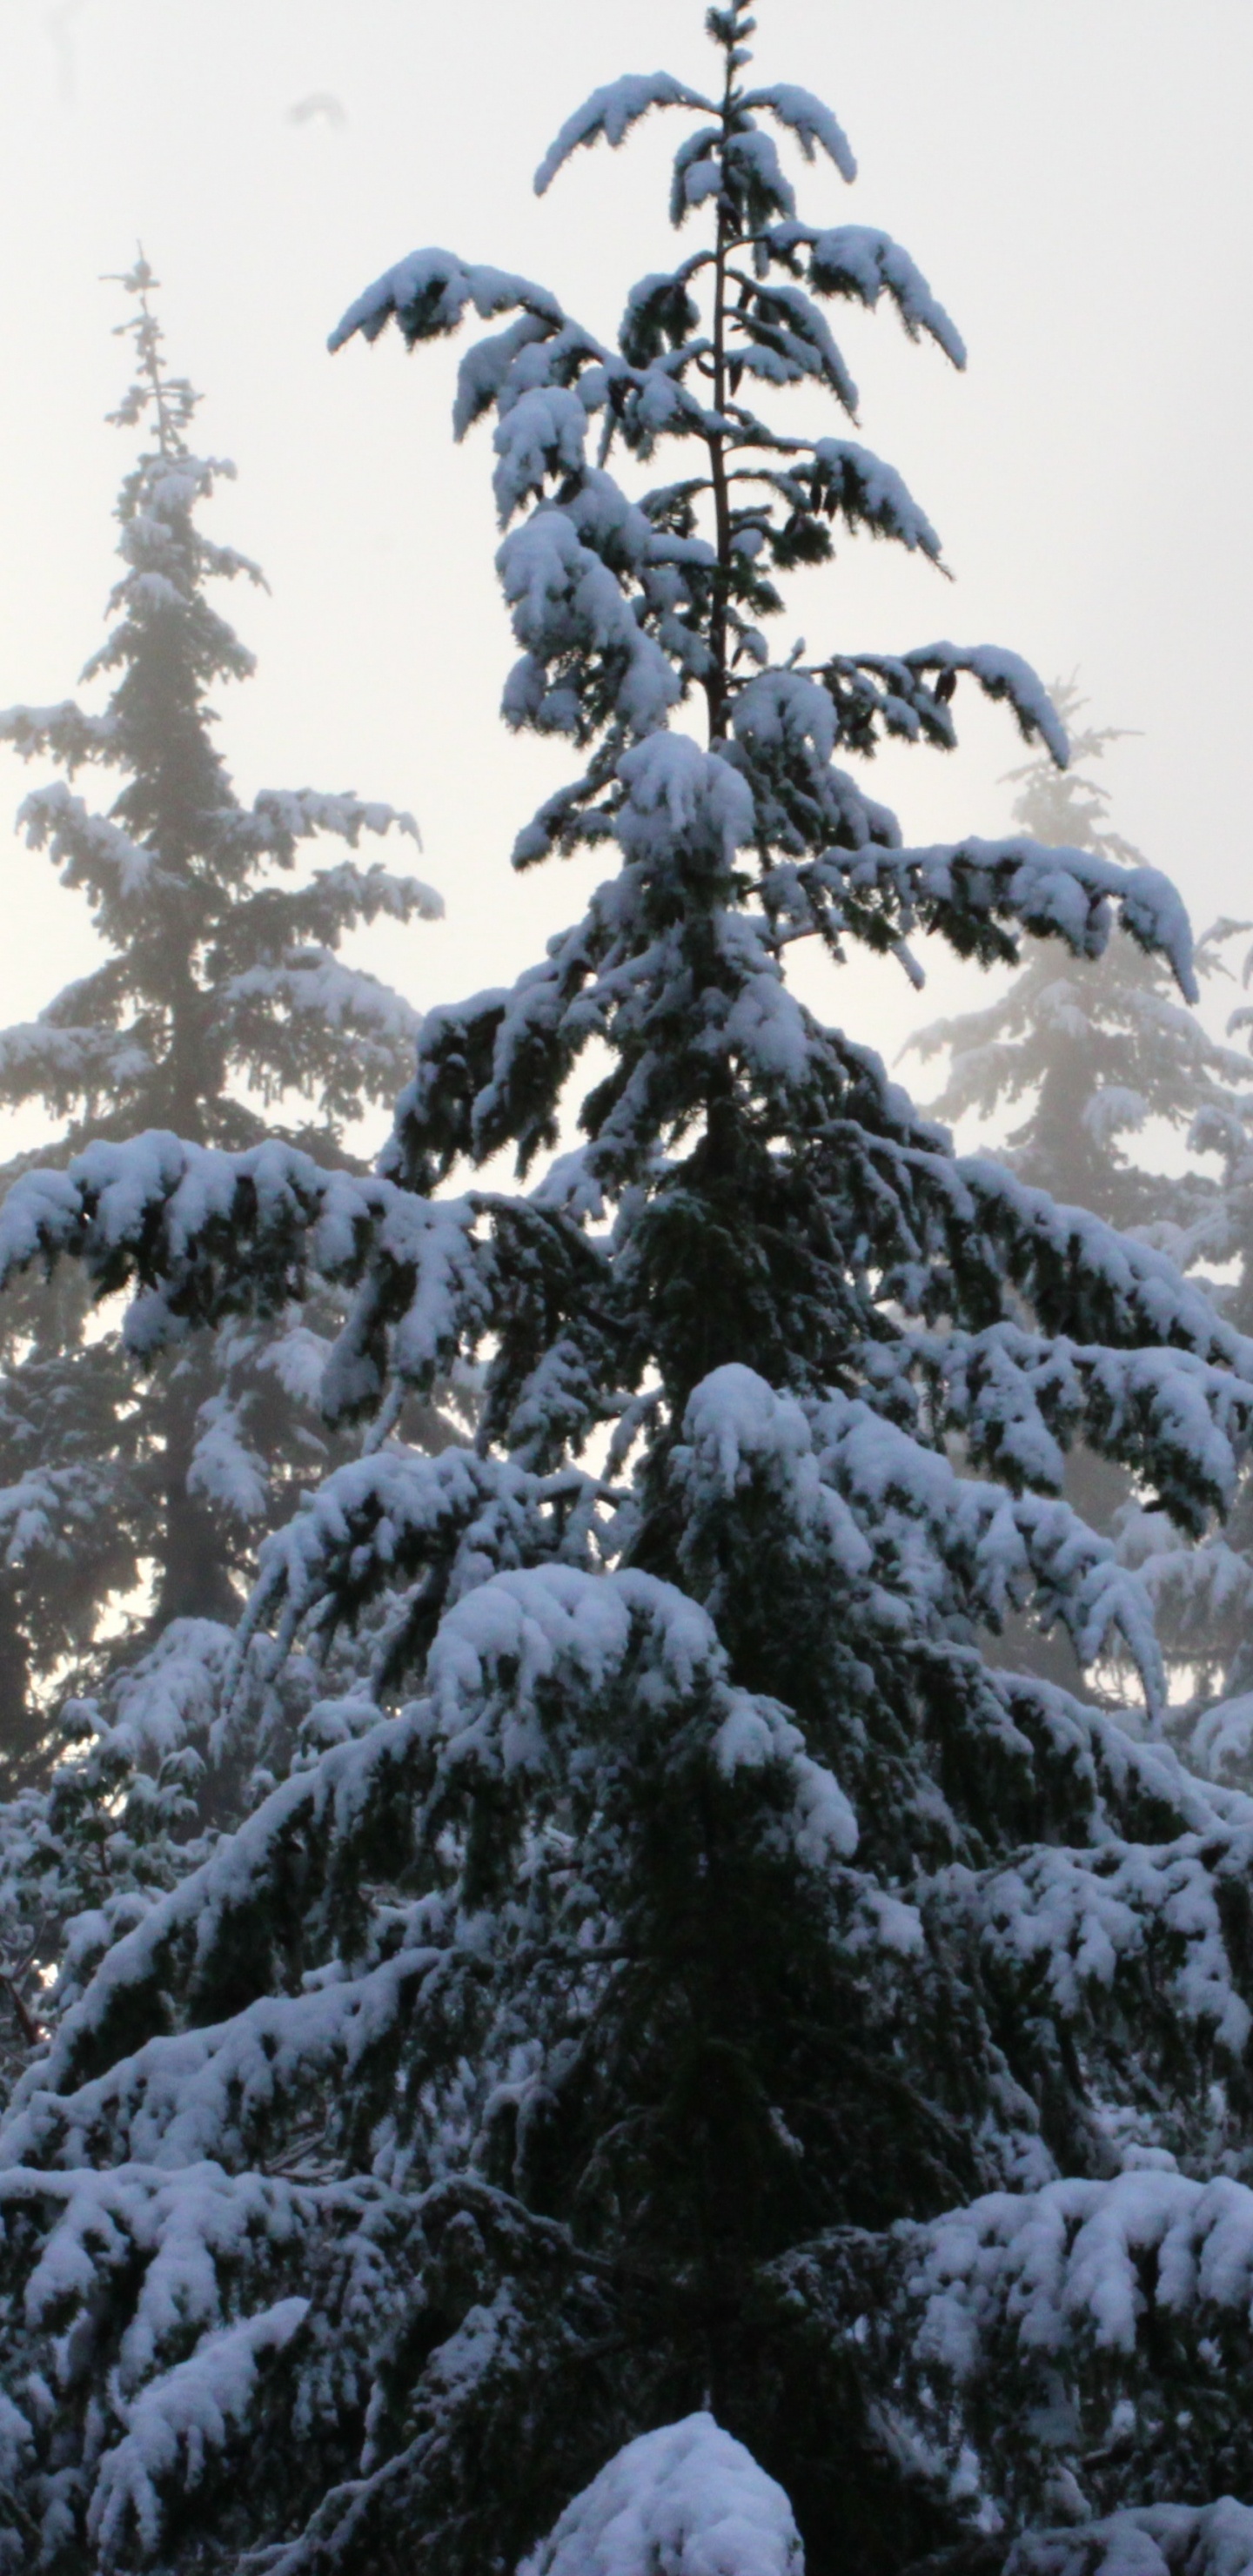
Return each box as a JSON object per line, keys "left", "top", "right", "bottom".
{"left": 3, "top": 1971, "right": 42, "bottom": 2048}
{"left": 704, "top": 42, "right": 737, "bottom": 743}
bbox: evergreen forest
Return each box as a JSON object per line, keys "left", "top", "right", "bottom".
{"left": 3, "top": 11, "right": 1253, "bottom": 2576}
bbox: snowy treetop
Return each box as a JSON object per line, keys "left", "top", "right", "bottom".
{"left": 0, "top": 264, "right": 440, "bottom": 1155}
{"left": 520, "top": 2413, "right": 804, "bottom": 2576}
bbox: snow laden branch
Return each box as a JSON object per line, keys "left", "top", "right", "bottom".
{"left": 533, "top": 73, "right": 720, "bottom": 196}
{"left": 0, "top": 1133, "right": 621, "bottom": 1473}
{"left": 0, "top": 700, "right": 120, "bottom": 773}
{"left": 769, "top": 2165, "right": 1253, "bottom": 2546}
{"left": 328, "top": 248, "right": 566, "bottom": 358}
{"left": 232, "top": 1444, "right": 620, "bottom": 1687}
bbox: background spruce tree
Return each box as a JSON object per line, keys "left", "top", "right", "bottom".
{"left": 0, "top": 260, "right": 442, "bottom": 1786}
{"left": 910, "top": 694, "right": 1253, "bottom": 1714}
{"left": 1120, "top": 1034, "right": 1253, "bottom": 1735}
{"left": 908, "top": 688, "right": 1253, "bottom": 1699}
{"left": 7, "top": 14, "right": 1253, "bottom": 2576}
{"left": 910, "top": 681, "right": 1252, "bottom": 1233}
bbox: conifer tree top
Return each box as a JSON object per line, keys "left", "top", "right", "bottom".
{"left": 0, "top": 256, "right": 441, "bottom": 1157}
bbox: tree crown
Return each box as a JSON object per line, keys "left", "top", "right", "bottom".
{"left": 0, "top": 257, "right": 440, "bottom": 1156}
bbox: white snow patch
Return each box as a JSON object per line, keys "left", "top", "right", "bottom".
{"left": 521, "top": 2413, "right": 803, "bottom": 2576}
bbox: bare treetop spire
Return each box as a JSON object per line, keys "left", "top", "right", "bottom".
{"left": 103, "top": 250, "right": 198, "bottom": 456}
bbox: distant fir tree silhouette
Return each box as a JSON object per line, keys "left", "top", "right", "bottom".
{"left": 1115, "top": 950, "right": 1253, "bottom": 1730}
{"left": 5, "top": 21, "right": 1253, "bottom": 2576}
{"left": 911, "top": 687, "right": 1253, "bottom": 1701}
{"left": 0, "top": 259, "right": 441, "bottom": 1782}
{"left": 911, "top": 681, "right": 1250, "bottom": 1231}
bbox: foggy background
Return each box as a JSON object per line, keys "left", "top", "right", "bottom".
{"left": 0, "top": 0, "right": 1250, "bottom": 1159}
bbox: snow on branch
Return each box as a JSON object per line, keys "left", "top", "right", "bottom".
{"left": 0, "top": 1133, "right": 386, "bottom": 1348}
{"left": 3, "top": 1904, "right": 447, "bottom": 2176}
{"left": 533, "top": 74, "right": 716, "bottom": 198}
{"left": 0, "top": 699, "right": 121, "bottom": 770}
{"left": 499, "top": 506, "right": 680, "bottom": 736}
{"left": 221, "top": 953, "right": 420, "bottom": 1048}
{"left": 304, "top": 854, "right": 437, "bottom": 920}
{"left": 922, "top": 1322, "right": 1253, "bottom": 1528}
{"left": 769, "top": 2170, "right": 1253, "bottom": 2544}
{"left": 88, "top": 2297, "right": 310, "bottom": 2564}
{"left": 741, "top": 84, "right": 857, "bottom": 184}
{"left": 731, "top": 278, "right": 860, "bottom": 414}
{"left": 320, "top": 1190, "right": 493, "bottom": 1421}
{"left": 670, "top": 1366, "right": 1169, "bottom": 1707}
{"left": 0, "top": 1130, "right": 606, "bottom": 1464}
{"left": 957, "top": 1161, "right": 1253, "bottom": 1384}
{"left": 10, "top": 1562, "right": 859, "bottom": 2134}
{"left": 16, "top": 781, "right": 156, "bottom": 898}
{"left": 239, "top": 788, "right": 432, "bottom": 876}
{"left": 419, "top": 1560, "right": 859, "bottom": 1865}
{"left": 329, "top": 248, "right": 563, "bottom": 356}
{"left": 1006, "top": 2500, "right": 1253, "bottom": 2576}
{"left": 901, "top": 645, "right": 1069, "bottom": 761}
{"left": 0, "top": 1701, "right": 439, "bottom": 2107}
{"left": 187, "top": 1394, "right": 267, "bottom": 1522}
{"left": 0, "top": 1016, "right": 151, "bottom": 1112}
{"left": 962, "top": 1823, "right": 1253, "bottom": 2061}
{"left": 215, "top": 864, "right": 441, "bottom": 972}
{"left": 493, "top": 386, "right": 592, "bottom": 522}
{"left": 238, "top": 1444, "right": 572, "bottom": 1661}
{"left": 821, "top": 832, "right": 1196, "bottom": 997}
{"left": 768, "top": 224, "right": 965, "bottom": 366}
{"left": 907, "top": 2166, "right": 1253, "bottom": 2377}
{"left": 91, "top": 1618, "right": 238, "bottom": 1769}
{"left": 0, "top": 1459, "right": 111, "bottom": 1566}
{"left": 0, "top": 2154, "right": 341, "bottom": 2559}
{"left": 810, "top": 440, "right": 942, "bottom": 557}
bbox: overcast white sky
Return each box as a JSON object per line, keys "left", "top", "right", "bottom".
{"left": 0, "top": 0, "right": 1250, "bottom": 1155}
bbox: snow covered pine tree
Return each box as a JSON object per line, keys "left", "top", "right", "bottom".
{"left": 6, "top": 12, "right": 1253, "bottom": 2575}
{"left": 0, "top": 260, "right": 441, "bottom": 1785}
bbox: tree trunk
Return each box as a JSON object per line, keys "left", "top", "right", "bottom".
{"left": 0, "top": 1572, "right": 41, "bottom": 1789}
{"left": 151, "top": 1362, "right": 241, "bottom": 1629}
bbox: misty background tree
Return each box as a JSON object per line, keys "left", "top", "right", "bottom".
{"left": 0, "top": 260, "right": 441, "bottom": 1784}
{"left": 4, "top": 12, "right": 1253, "bottom": 2576}
{"left": 911, "top": 683, "right": 1250, "bottom": 1231}
{"left": 908, "top": 687, "right": 1253, "bottom": 1701}
{"left": 913, "top": 690, "right": 1253, "bottom": 1718}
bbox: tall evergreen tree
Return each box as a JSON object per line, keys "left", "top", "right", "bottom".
{"left": 0, "top": 260, "right": 441, "bottom": 1782}
{"left": 4, "top": 17, "right": 1253, "bottom": 2576}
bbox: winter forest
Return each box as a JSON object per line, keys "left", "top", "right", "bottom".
{"left": 3, "top": 2, "right": 1253, "bottom": 2572}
